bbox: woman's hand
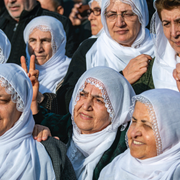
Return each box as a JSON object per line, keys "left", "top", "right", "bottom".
{"left": 69, "top": 3, "right": 83, "bottom": 26}
{"left": 173, "top": 63, "right": 180, "bottom": 92}
{"left": 33, "top": 124, "right": 52, "bottom": 142}
{"left": 21, "top": 55, "right": 39, "bottom": 114}
{"left": 122, "top": 54, "right": 152, "bottom": 84}
{"left": 33, "top": 125, "right": 59, "bottom": 142}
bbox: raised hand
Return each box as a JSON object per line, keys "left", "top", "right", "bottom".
{"left": 122, "top": 54, "right": 152, "bottom": 84}
{"left": 21, "top": 55, "right": 39, "bottom": 114}
{"left": 69, "top": 3, "right": 83, "bottom": 26}
{"left": 173, "top": 63, "right": 180, "bottom": 92}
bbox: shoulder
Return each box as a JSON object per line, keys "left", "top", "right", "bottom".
{"left": 75, "top": 38, "right": 97, "bottom": 57}
{"left": 41, "top": 137, "right": 76, "bottom": 180}
{"left": 41, "top": 9, "right": 70, "bottom": 25}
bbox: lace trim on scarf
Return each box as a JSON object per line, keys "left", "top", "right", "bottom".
{"left": 75, "top": 77, "right": 114, "bottom": 119}
{"left": 29, "top": 25, "right": 57, "bottom": 54}
{"left": 0, "top": 48, "right": 5, "bottom": 64}
{"left": 129, "top": 96, "right": 162, "bottom": 155}
{"left": 0, "top": 76, "right": 24, "bottom": 112}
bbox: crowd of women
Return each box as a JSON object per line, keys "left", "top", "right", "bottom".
{"left": 1, "top": 0, "right": 180, "bottom": 179}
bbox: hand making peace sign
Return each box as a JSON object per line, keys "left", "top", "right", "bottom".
{"left": 21, "top": 55, "right": 39, "bottom": 114}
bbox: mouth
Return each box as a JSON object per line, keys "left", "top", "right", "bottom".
{"left": 79, "top": 112, "right": 92, "bottom": 120}
{"left": 9, "top": 6, "right": 20, "bottom": 11}
{"left": 115, "top": 30, "right": 128, "bottom": 35}
{"left": 132, "top": 140, "right": 144, "bottom": 145}
{"left": 174, "top": 41, "right": 180, "bottom": 46}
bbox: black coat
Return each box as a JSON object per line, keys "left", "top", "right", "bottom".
{"left": 0, "top": 2, "right": 77, "bottom": 64}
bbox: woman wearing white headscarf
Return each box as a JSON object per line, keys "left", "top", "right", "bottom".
{"left": 56, "top": 0, "right": 155, "bottom": 115}
{"left": 0, "top": 63, "right": 76, "bottom": 180}
{"left": 0, "top": 29, "right": 11, "bottom": 63}
{"left": 24, "top": 16, "right": 71, "bottom": 94}
{"left": 99, "top": 89, "right": 180, "bottom": 180}
{"left": 32, "top": 66, "right": 135, "bottom": 180}
{"left": 88, "top": 0, "right": 103, "bottom": 38}
{"left": 151, "top": 0, "right": 180, "bottom": 91}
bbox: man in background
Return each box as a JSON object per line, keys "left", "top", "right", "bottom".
{"left": 37, "top": 0, "right": 64, "bottom": 15}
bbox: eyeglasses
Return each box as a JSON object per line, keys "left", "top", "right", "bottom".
{"left": 87, "top": 8, "right": 101, "bottom": 17}
{"left": 105, "top": 11, "right": 136, "bottom": 21}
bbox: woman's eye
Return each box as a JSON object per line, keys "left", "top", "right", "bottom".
{"left": 143, "top": 124, "right": 152, "bottom": 129}
{"left": 80, "top": 92, "right": 85, "bottom": 97}
{"left": 163, "top": 22, "right": 170, "bottom": 27}
{"left": 96, "top": 98, "right": 104, "bottom": 104}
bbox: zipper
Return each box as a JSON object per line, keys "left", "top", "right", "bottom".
{"left": 13, "top": 23, "right": 18, "bottom": 31}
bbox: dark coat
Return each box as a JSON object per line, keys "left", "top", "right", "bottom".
{"left": 0, "top": 2, "right": 77, "bottom": 64}
{"left": 41, "top": 137, "right": 77, "bottom": 180}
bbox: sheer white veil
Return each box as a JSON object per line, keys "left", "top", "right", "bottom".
{"left": 0, "top": 64, "right": 55, "bottom": 180}
{"left": 0, "top": 29, "right": 11, "bottom": 64}
{"left": 99, "top": 89, "right": 180, "bottom": 180}
{"left": 86, "top": 0, "right": 154, "bottom": 71}
{"left": 67, "top": 66, "right": 135, "bottom": 180}
{"left": 151, "top": 1, "right": 179, "bottom": 91}
{"left": 24, "top": 16, "right": 71, "bottom": 94}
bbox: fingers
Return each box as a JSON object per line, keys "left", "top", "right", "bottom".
{"left": 33, "top": 125, "right": 52, "bottom": 142}
{"left": 176, "top": 63, "right": 180, "bottom": 79}
{"left": 53, "top": 136, "right": 60, "bottom": 140}
{"left": 29, "top": 55, "right": 36, "bottom": 71}
{"left": 21, "top": 56, "right": 28, "bottom": 73}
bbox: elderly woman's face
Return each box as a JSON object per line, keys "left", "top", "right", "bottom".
{"left": 127, "top": 101, "right": 157, "bottom": 160}
{"left": 88, "top": 1, "right": 103, "bottom": 35}
{"left": 161, "top": 7, "right": 180, "bottom": 54}
{"left": 0, "top": 85, "right": 21, "bottom": 136}
{"left": 74, "top": 83, "right": 111, "bottom": 134}
{"left": 105, "top": 0, "right": 141, "bottom": 47}
{"left": 28, "top": 28, "right": 53, "bottom": 65}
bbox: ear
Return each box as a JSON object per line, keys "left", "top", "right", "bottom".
{"left": 56, "top": 6, "right": 64, "bottom": 15}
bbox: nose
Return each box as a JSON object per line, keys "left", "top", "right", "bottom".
{"left": 82, "top": 98, "right": 93, "bottom": 111}
{"left": 34, "top": 42, "right": 43, "bottom": 52}
{"left": 88, "top": 12, "right": 95, "bottom": 21}
{"left": 171, "top": 23, "right": 180, "bottom": 38}
{"left": 130, "top": 125, "right": 142, "bottom": 139}
{"left": 115, "top": 14, "right": 126, "bottom": 27}
{"left": 9, "top": 0, "right": 16, "bottom": 3}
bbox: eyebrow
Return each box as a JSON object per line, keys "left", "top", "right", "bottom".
{"left": 162, "top": 18, "right": 180, "bottom": 23}
{"left": 132, "top": 116, "right": 152, "bottom": 125}
{"left": 81, "top": 89, "right": 104, "bottom": 99}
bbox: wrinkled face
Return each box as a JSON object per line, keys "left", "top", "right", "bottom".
{"left": 88, "top": 1, "right": 103, "bottom": 35}
{"left": 105, "top": 0, "right": 141, "bottom": 47}
{"left": 0, "top": 85, "right": 22, "bottom": 136}
{"left": 4, "top": 0, "right": 35, "bottom": 22}
{"left": 161, "top": 7, "right": 180, "bottom": 54}
{"left": 28, "top": 28, "right": 53, "bottom": 65}
{"left": 37, "top": 0, "right": 56, "bottom": 12}
{"left": 74, "top": 83, "right": 111, "bottom": 134}
{"left": 127, "top": 101, "right": 157, "bottom": 160}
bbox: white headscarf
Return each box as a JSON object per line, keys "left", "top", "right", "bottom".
{"left": 24, "top": 16, "right": 71, "bottom": 94}
{"left": 86, "top": 0, "right": 154, "bottom": 71}
{"left": 88, "top": 0, "right": 104, "bottom": 38}
{"left": 0, "top": 29, "right": 11, "bottom": 64}
{"left": 151, "top": 1, "right": 179, "bottom": 91}
{"left": 0, "top": 64, "right": 55, "bottom": 180}
{"left": 67, "top": 66, "right": 135, "bottom": 180}
{"left": 99, "top": 89, "right": 180, "bottom": 180}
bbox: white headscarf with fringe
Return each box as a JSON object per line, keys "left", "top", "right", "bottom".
{"left": 99, "top": 89, "right": 180, "bottom": 180}
{"left": 0, "top": 64, "right": 55, "bottom": 180}
{"left": 86, "top": 0, "right": 154, "bottom": 72}
{"left": 67, "top": 66, "right": 135, "bottom": 180}
{"left": 24, "top": 16, "right": 71, "bottom": 94}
